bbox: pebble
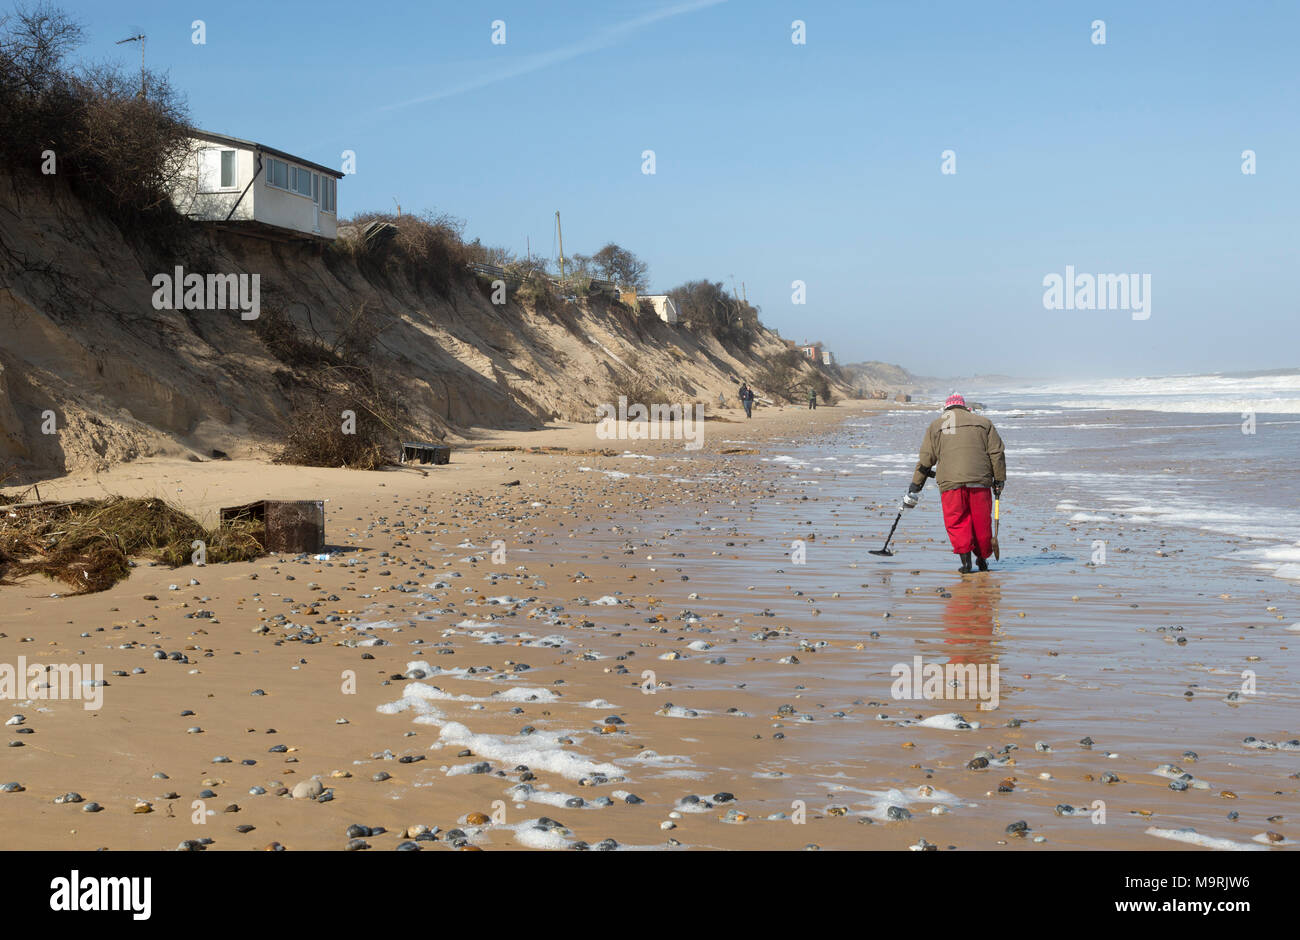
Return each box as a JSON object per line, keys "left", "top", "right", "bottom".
{"left": 291, "top": 778, "right": 324, "bottom": 800}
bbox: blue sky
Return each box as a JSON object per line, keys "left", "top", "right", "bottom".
{"left": 56, "top": 0, "right": 1298, "bottom": 379}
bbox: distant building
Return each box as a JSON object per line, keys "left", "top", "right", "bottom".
{"left": 822, "top": 350, "right": 834, "bottom": 366}
{"left": 800, "top": 342, "right": 822, "bottom": 361}
{"left": 641, "top": 294, "right": 680, "bottom": 325}
{"left": 170, "top": 130, "right": 343, "bottom": 240}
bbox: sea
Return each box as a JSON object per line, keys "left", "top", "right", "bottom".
{"left": 618, "top": 367, "right": 1300, "bottom": 848}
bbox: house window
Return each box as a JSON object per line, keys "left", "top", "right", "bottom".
{"left": 266, "top": 157, "right": 288, "bottom": 190}
{"left": 263, "top": 154, "right": 333, "bottom": 209}
{"left": 199, "top": 148, "right": 238, "bottom": 191}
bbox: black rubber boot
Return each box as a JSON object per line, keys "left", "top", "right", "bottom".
{"left": 958, "top": 552, "right": 972, "bottom": 574}
{"left": 975, "top": 555, "right": 989, "bottom": 572}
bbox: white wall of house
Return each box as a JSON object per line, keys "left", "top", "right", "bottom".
{"left": 259, "top": 153, "right": 338, "bottom": 239}
{"left": 172, "top": 142, "right": 255, "bottom": 222}
{"left": 642, "top": 294, "right": 679, "bottom": 325}
{"left": 170, "top": 136, "right": 339, "bottom": 239}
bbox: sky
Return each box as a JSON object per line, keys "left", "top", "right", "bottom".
{"left": 50, "top": 0, "right": 1299, "bottom": 379}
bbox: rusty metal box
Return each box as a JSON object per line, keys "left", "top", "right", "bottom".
{"left": 220, "top": 500, "right": 325, "bottom": 554}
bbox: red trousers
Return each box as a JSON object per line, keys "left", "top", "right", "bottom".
{"left": 940, "top": 486, "right": 994, "bottom": 557}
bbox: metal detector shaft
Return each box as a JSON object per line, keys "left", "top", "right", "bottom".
{"left": 870, "top": 510, "right": 904, "bottom": 555}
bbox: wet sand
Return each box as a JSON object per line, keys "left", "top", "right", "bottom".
{"left": 1, "top": 398, "right": 1295, "bottom": 851}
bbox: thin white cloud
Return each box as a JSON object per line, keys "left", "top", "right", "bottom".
{"left": 382, "top": 0, "right": 727, "bottom": 111}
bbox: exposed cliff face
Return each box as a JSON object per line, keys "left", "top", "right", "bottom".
{"left": 839, "top": 360, "right": 927, "bottom": 395}
{"left": 0, "top": 170, "right": 844, "bottom": 480}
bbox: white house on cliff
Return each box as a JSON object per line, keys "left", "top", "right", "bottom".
{"left": 640, "top": 294, "right": 679, "bottom": 325}
{"left": 170, "top": 130, "right": 343, "bottom": 240}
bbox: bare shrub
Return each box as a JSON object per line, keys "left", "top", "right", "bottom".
{"left": 0, "top": 4, "right": 192, "bottom": 236}
{"left": 251, "top": 297, "right": 424, "bottom": 470}
{"left": 339, "top": 209, "right": 472, "bottom": 298}
{"left": 272, "top": 394, "right": 392, "bottom": 470}
{"left": 668, "top": 279, "right": 758, "bottom": 349}
{"left": 753, "top": 347, "right": 809, "bottom": 402}
{"left": 603, "top": 354, "right": 672, "bottom": 407}
{"left": 515, "top": 271, "right": 556, "bottom": 311}
{"left": 253, "top": 305, "right": 337, "bottom": 369}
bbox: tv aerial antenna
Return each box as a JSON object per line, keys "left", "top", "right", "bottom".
{"left": 115, "top": 32, "right": 146, "bottom": 97}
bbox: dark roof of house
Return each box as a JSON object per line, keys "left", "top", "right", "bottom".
{"left": 191, "top": 129, "right": 345, "bottom": 179}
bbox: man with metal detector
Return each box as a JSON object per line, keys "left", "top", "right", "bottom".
{"left": 901, "top": 394, "right": 1006, "bottom": 574}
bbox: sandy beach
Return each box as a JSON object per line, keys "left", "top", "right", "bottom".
{"left": 2, "top": 397, "right": 1294, "bottom": 852}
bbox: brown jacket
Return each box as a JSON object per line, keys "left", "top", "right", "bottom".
{"left": 911, "top": 406, "right": 1006, "bottom": 491}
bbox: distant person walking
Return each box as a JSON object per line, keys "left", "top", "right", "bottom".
{"left": 808, "top": 387, "right": 817, "bottom": 410}
{"left": 903, "top": 394, "right": 1006, "bottom": 573}
{"left": 739, "top": 382, "right": 755, "bottom": 419}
